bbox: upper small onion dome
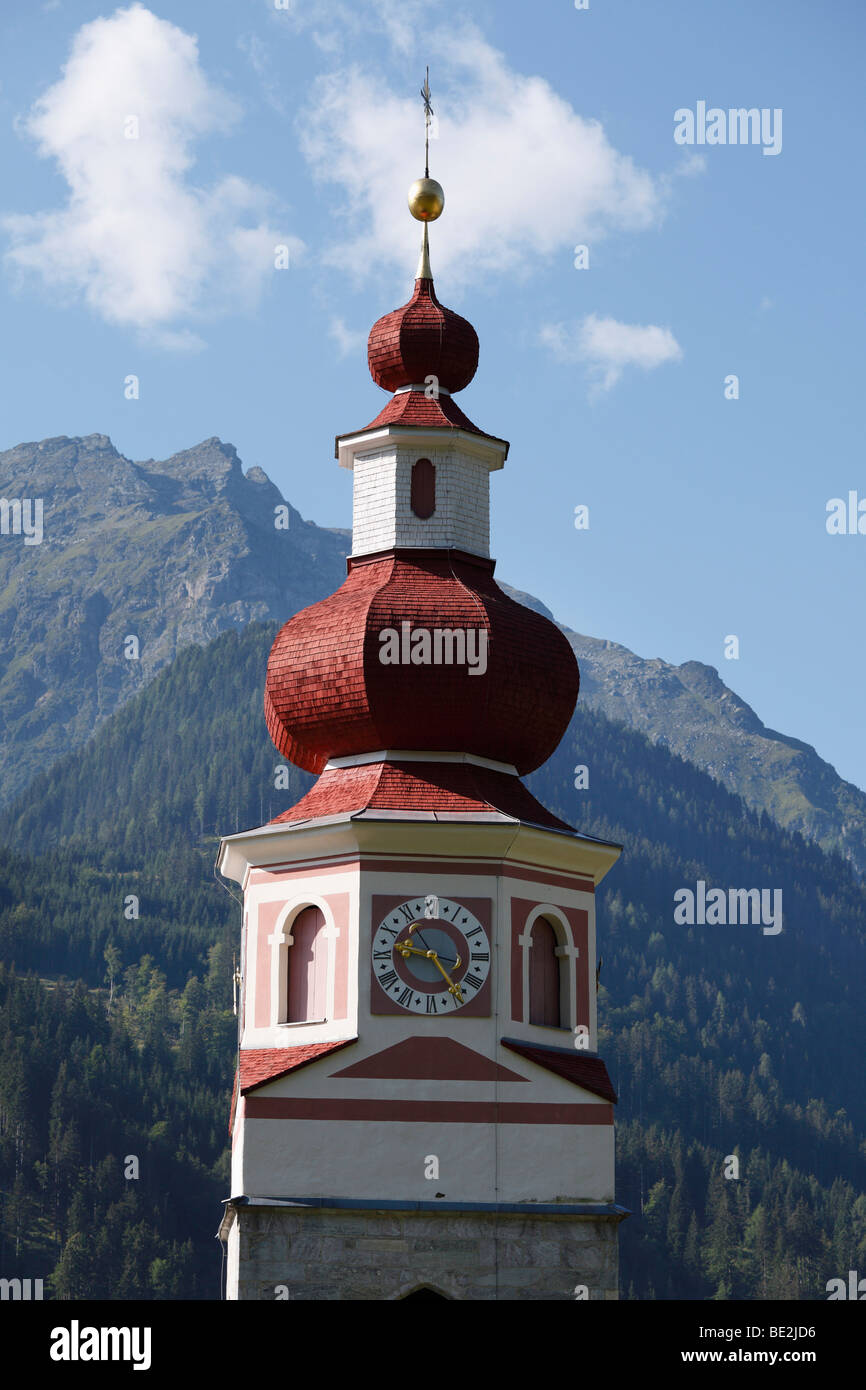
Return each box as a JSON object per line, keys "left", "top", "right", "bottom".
{"left": 367, "top": 278, "right": 479, "bottom": 394}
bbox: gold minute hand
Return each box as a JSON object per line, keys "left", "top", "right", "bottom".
{"left": 395, "top": 941, "right": 464, "bottom": 1003}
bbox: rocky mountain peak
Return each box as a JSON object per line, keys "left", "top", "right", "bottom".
{"left": 2, "top": 432, "right": 865, "bottom": 875}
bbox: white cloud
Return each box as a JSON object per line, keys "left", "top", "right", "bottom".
{"left": 298, "top": 24, "right": 664, "bottom": 288}
{"left": 540, "top": 314, "right": 683, "bottom": 393}
{"left": 329, "top": 317, "right": 365, "bottom": 359}
{"left": 271, "top": 0, "right": 423, "bottom": 57}
{"left": 4, "top": 4, "right": 299, "bottom": 345}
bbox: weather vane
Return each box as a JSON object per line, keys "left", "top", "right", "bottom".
{"left": 421, "top": 66, "right": 434, "bottom": 178}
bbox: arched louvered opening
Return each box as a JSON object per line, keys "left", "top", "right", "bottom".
{"left": 287, "top": 905, "right": 328, "bottom": 1022}
{"left": 529, "top": 916, "right": 561, "bottom": 1027}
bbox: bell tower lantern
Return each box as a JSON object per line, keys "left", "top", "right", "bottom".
{"left": 217, "top": 75, "right": 626, "bottom": 1300}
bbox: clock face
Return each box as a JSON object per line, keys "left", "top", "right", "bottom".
{"left": 371, "top": 895, "right": 491, "bottom": 1015}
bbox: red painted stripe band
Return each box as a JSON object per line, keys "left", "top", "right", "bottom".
{"left": 250, "top": 857, "right": 595, "bottom": 894}
{"left": 245, "top": 1098, "right": 613, "bottom": 1125}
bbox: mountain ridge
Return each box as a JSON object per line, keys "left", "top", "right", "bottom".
{"left": 563, "top": 626, "right": 866, "bottom": 873}
{"left": 2, "top": 432, "right": 864, "bottom": 873}
{"left": 0, "top": 433, "right": 349, "bottom": 802}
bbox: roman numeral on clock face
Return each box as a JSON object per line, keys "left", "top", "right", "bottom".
{"left": 425, "top": 995, "right": 438, "bottom": 1013}
{"left": 471, "top": 952, "right": 489, "bottom": 962}
{"left": 463, "top": 972, "right": 484, "bottom": 992}
{"left": 373, "top": 949, "right": 391, "bottom": 960}
{"left": 397, "top": 987, "right": 414, "bottom": 1007}
{"left": 379, "top": 970, "right": 398, "bottom": 989}
{"left": 396, "top": 904, "right": 417, "bottom": 922}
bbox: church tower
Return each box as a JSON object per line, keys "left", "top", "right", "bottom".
{"left": 217, "top": 98, "right": 625, "bottom": 1300}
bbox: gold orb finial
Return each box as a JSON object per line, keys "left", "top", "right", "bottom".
{"left": 408, "top": 69, "right": 442, "bottom": 277}
{"left": 408, "top": 177, "right": 445, "bottom": 222}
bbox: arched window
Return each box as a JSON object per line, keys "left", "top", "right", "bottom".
{"left": 529, "top": 917, "right": 561, "bottom": 1027}
{"left": 411, "top": 458, "right": 436, "bottom": 518}
{"left": 287, "top": 906, "right": 328, "bottom": 1022}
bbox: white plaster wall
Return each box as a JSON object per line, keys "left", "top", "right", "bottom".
{"left": 225, "top": 1218, "right": 240, "bottom": 1300}
{"left": 499, "top": 1125, "right": 616, "bottom": 1204}
{"left": 239, "top": 1115, "right": 614, "bottom": 1204}
{"left": 231, "top": 1105, "right": 246, "bottom": 1195}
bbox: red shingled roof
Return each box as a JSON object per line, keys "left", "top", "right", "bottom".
{"left": 239, "top": 1040, "right": 357, "bottom": 1094}
{"left": 270, "top": 758, "right": 575, "bottom": 830}
{"left": 368, "top": 276, "right": 479, "bottom": 394}
{"left": 265, "top": 549, "right": 579, "bottom": 777}
{"left": 351, "top": 387, "right": 494, "bottom": 439}
{"left": 501, "top": 1039, "right": 618, "bottom": 1103}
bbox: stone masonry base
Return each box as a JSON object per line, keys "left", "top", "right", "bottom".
{"left": 225, "top": 1203, "right": 621, "bottom": 1300}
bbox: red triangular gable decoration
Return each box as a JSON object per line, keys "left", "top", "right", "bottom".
{"left": 332, "top": 1036, "right": 528, "bottom": 1083}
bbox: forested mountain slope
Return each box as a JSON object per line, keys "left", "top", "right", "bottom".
{"left": 1, "top": 622, "right": 864, "bottom": 1298}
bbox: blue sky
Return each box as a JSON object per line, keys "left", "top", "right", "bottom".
{"left": 1, "top": 0, "right": 864, "bottom": 789}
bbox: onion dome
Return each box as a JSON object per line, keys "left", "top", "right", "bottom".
{"left": 367, "top": 175, "right": 478, "bottom": 396}
{"left": 367, "top": 277, "right": 479, "bottom": 395}
{"left": 266, "top": 121, "right": 580, "bottom": 808}
{"left": 264, "top": 552, "right": 579, "bottom": 778}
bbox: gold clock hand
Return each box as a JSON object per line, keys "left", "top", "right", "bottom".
{"left": 395, "top": 939, "right": 426, "bottom": 958}
{"left": 403, "top": 922, "right": 460, "bottom": 967}
{"left": 428, "top": 950, "right": 464, "bottom": 1003}
{"left": 395, "top": 941, "right": 464, "bottom": 1003}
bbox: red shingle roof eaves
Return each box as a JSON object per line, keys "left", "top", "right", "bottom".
{"left": 267, "top": 806, "right": 600, "bottom": 836}
{"left": 501, "top": 1038, "right": 618, "bottom": 1104}
{"left": 240, "top": 1038, "right": 358, "bottom": 1094}
{"left": 354, "top": 809, "right": 517, "bottom": 823}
